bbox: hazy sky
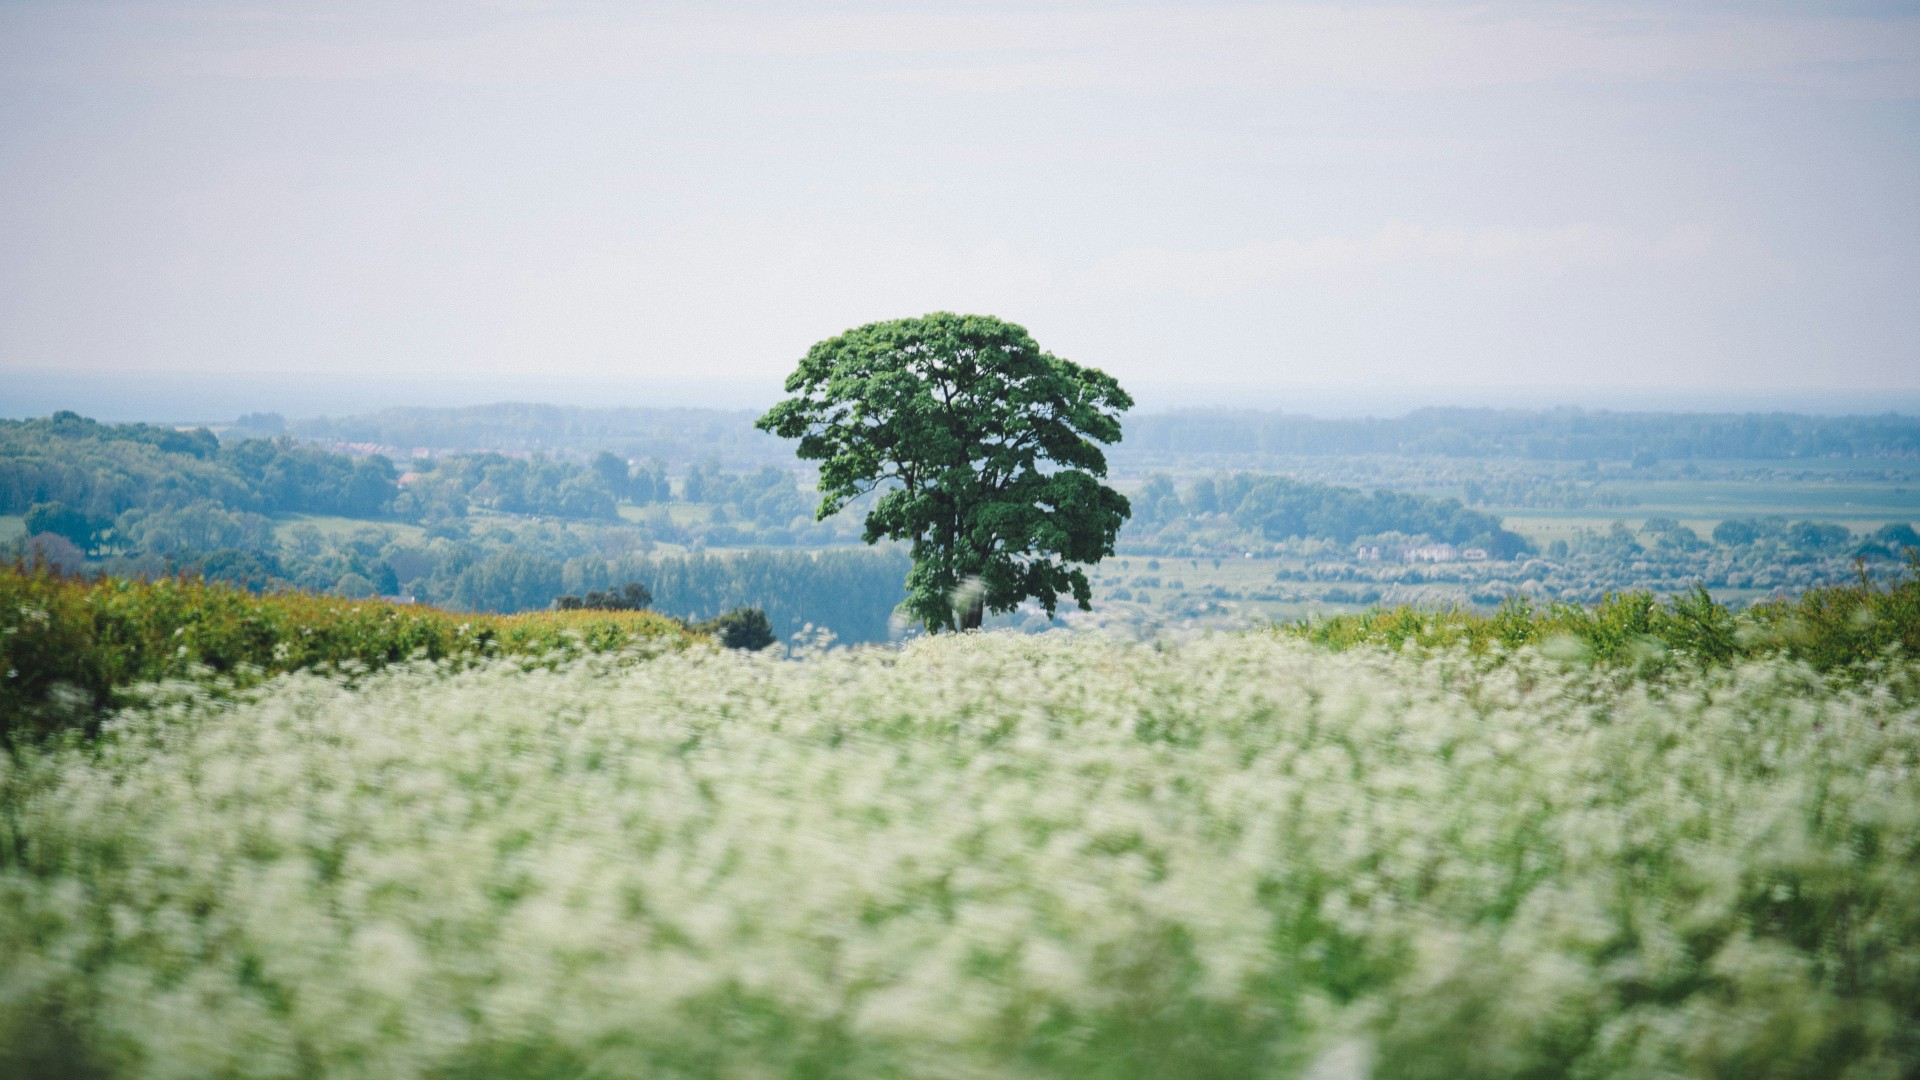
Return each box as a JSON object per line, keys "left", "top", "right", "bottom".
{"left": 3, "top": 1, "right": 1917, "bottom": 411}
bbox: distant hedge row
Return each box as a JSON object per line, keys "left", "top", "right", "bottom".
{"left": 0, "top": 566, "right": 696, "bottom": 743}
{"left": 1284, "top": 559, "right": 1920, "bottom": 673}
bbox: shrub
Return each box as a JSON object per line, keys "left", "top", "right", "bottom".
{"left": 697, "top": 605, "right": 776, "bottom": 651}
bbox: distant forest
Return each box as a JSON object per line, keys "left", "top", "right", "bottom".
{"left": 244, "top": 404, "right": 792, "bottom": 469}
{"left": 1128, "top": 473, "right": 1530, "bottom": 557}
{"left": 1121, "top": 408, "right": 1920, "bottom": 462}
{"left": 237, "top": 402, "right": 1920, "bottom": 468}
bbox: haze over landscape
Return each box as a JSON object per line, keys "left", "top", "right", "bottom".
{"left": 4, "top": 0, "right": 1918, "bottom": 414}
{"left": 7, "top": 6, "right": 1920, "bottom": 1078}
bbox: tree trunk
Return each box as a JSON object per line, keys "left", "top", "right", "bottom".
{"left": 960, "top": 595, "right": 984, "bottom": 631}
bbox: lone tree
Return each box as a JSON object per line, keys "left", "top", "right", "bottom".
{"left": 757, "top": 312, "right": 1132, "bottom": 631}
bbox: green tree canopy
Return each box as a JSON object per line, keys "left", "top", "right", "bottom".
{"left": 757, "top": 312, "right": 1132, "bottom": 631}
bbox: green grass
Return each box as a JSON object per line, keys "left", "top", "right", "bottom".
{"left": 3, "top": 633, "right": 1916, "bottom": 1078}
{"left": 0, "top": 515, "right": 23, "bottom": 544}
{"left": 271, "top": 512, "right": 427, "bottom": 544}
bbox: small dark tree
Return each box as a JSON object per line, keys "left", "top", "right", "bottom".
{"left": 591, "top": 451, "right": 631, "bottom": 501}
{"left": 24, "top": 502, "right": 105, "bottom": 555}
{"left": 700, "top": 606, "right": 776, "bottom": 651}
{"left": 757, "top": 312, "right": 1132, "bottom": 631}
{"left": 552, "top": 581, "right": 653, "bottom": 612}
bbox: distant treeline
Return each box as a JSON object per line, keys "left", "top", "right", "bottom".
{"left": 1, "top": 413, "right": 398, "bottom": 545}
{"left": 235, "top": 402, "right": 1920, "bottom": 467}
{"left": 1120, "top": 408, "right": 1920, "bottom": 461}
{"left": 0, "top": 415, "right": 827, "bottom": 549}
{"left": 241, "top": 403, "right": 797, "bottom": 469}
{"left": 1129, "top": 472, "right": 1530, "bottom": 556}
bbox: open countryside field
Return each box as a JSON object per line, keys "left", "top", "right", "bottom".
{"left": 1497, "top": 472, "right": 1919, "bottom": 545}
{"left": 271, "top": 513, "right": 428, "bottom": 546}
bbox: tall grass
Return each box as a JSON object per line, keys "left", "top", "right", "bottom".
{"left": 0, "top": 565, "right": 694, "bottom": 741}
{"left": 1281, "top": 558, "right": 1920, "bottom": 672}
{"left": 3, "top": 634, "right": 1916, "bottom": 1078}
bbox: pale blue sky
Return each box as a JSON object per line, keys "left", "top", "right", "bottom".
{"left": 2, "top": 1, "right": 1917, "bottom": 412}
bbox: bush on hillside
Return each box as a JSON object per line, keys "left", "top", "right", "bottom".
{"left": 698, "top": 605, "right": 777, "bottom": 651}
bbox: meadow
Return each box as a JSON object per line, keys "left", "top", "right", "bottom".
{"left": 3, "top": 629, "right": 1917, "bottom": 1078}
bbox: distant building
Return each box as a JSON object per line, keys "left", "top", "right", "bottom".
{"left": 1354, "top": 544, "right": 1383, "bottom": 562}
{"left": 1461, "top": 548, "right": 1490, "bottom": 561}
{"left": 1404, "top": 543, "right": 1459, "bottom": 563}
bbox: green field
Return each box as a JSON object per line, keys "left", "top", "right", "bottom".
{"left": 1500, "top": 481, "right": 1917, "bottom": 544}
{"left": 0, "top": 514, "right": 22, "bottom": 543}
{"left": 271, "top": 512, "right": 427, "bottom": 545}
{"left": 4, "top": 633, "right": 1915, "bottom": 1078}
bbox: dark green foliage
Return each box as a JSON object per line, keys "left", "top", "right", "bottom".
{"left": 398, "top": 453, "right": 617, "bottom": 522}
{"left": 1226, "top": 474, "right": 1517, "bottom": 548}
{"left": 1786, "top": 519, "right": 1851, "bottom": 552}
{"left": 698, "top": 606, "right": 776, "bottom": 651}
{"left": 1131, "top": 475, "right": 1182, "bottom": 524}
{"left": 0, "top": 414, "right": 649, "bottom": 533}
{"left": 1129, "top": 471, "right": 1530, "bottom": 555}
{"left": 217, "top": 438, "right": 398, "bottom": 517}
{"left": 553, "top": 582, "right": 653, "bottom": 612}
{"left": 681, "top": 463, "right": 813, "bottom": 530}
{"left": 0, "top": 416, "right": 397, "bottom": 526}
{"left": 22, "top": 502, "right": 106, "bottom": 553}
{"left": 447, "top": 549, "right": 565, "bottom": 614}
{"left": 758, "top": 313, "right": 1133, "bottom": 631}
{"left": 590, "top": 451, "right": 632, "bottom": 500}
{"left": 112, "top": 501, "right": 277, "bottom": 555}
{"left": 1874, "top": 522, "right": 1920, "bottom": 548}
{"left": 1859, "top": 523, "right": 1920, "bottom": 560}
{"left": 1640, "top": 516, "right": 1705, "bottom": 552}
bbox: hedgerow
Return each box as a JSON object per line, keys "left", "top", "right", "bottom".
{"left": 1279, "top": 558, "right": 1920, "bottom": 672}
{"left": 0, "top": 565, "right": 695, "bottom": 742}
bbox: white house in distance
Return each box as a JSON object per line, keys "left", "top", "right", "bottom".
{"left": 1403, "top": 543, "right": 1459, "bottom": 562}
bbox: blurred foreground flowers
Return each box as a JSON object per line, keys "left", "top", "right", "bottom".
{"left": 2, "top": 633, "right": 1916, "bottom": 1078}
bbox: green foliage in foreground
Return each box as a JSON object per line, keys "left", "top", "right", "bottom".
{"left": 1282, "top": 562, "right": 1920, "bottom": 672}
{"left": 0, "top": 566, "right": 695, "bottom": 742}
{"left": 3, "top": 636, "right": 1917, "bottom": 1078}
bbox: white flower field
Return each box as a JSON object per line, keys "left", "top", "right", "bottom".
{"left": 3, "top": 634, "right": 1917, "bottom": 1078}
